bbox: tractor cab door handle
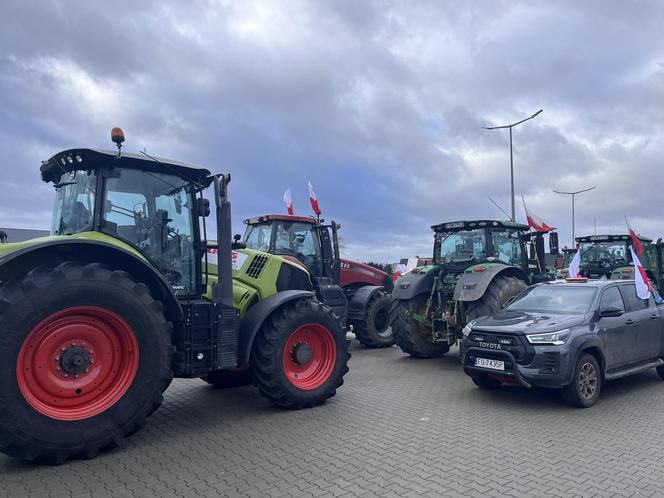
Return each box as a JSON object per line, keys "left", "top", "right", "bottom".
{"left": 625, "top": 319, "right": 634, "bottom": 325}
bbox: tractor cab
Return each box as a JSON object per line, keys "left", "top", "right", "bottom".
{"left": 431, "top": 219, "right": 554, "bottom": 277}
{"left": 575, "top": 234, "right": 652, "bottom": 280}
{"left": 43, "top": 148, "right": 211, "bottom": 298}
{"left": 243, "top": 214, "right": 338, "bottom": 283}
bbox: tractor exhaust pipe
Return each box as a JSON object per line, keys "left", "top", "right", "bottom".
{"left": 213, "top": 174, "right": 234, "bottom": 308}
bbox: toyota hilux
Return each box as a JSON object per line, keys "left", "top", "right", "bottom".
{"left": 462, "top": 279, "right": 664, "bottom": 407}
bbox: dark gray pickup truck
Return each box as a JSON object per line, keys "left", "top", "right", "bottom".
{"left": 461, "top": 279, "right": 664, "bottom": 407}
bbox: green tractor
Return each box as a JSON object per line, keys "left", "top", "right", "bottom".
{"left": 573, "top": 234, "right": 663, "bottom": 290}
{"left": 0, "top": 131, "right": 349, "bottom": 463}
{"left": 390, "top": 219, "right": 558, "bottom": 358}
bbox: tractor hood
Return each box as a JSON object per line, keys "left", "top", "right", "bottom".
{"left": 340, "top": 258, "right": 391, "bottom": 290}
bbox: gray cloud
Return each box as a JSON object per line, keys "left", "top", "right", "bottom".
{"left": 2, "top": 0, "right": 664, "bottom": 261}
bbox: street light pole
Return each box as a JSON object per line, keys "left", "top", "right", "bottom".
{"left": 484, "top": 109, "right": 543, "bottom": 221}
{"left": 553, "top": 186, "right": 597, "bottom": 245}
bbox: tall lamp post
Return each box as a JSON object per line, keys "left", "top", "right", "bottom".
{"left": 483, "top": 109, "right": 543, "bottom": 221}
{"left": 553, "top": 186, "right": 597, "bottom": 245}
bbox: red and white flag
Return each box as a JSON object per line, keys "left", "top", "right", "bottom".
{"left": 568, "top": 249, "right": 581, "bottom": 278}
{"left": 283, "top": 188, "right": 294, "bottom": 215}
{"left": 524, "top": 202, "right": 556, "bottom": 233}
{"left": 308, "top": 181, "right": 321, "bottom": 215}
{"left": 625, "top": 217, "right": 644, "bottom": 256}
{"left": 630, "top": 247, "right": 651, "bottom": 299}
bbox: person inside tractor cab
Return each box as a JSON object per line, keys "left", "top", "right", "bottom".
{"left": 274, "top": 221, "right": 321, "bottom": 274}
{"left": 491, "top": 230, "right": 522, "bottom": 265}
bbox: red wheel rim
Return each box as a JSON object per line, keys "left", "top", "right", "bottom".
{"left": 16, "top": 306, "right": 139, "bottom": 421}
{"left": 282, "top": 323, "right": 337, "bottom": 390}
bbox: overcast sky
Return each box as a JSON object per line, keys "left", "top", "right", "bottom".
{"left": 2, "top": 1, "right": 664, "bottom": 262}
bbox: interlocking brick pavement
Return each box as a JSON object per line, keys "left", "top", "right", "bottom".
{"left": 3, "top": 343, "right": 664, "bottom": 497}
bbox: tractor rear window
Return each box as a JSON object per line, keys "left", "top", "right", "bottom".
{"left": 436, "top": 230, "right": 486, "bottom": 263}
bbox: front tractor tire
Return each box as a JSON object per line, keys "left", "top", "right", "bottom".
{"left": 0, "top": 262, "right": 173, "bottom": 463}
{"left": 251, "top": 299, "right": 350, "bottom": 409}
{"left": 352, "top": 290, "right": 394, "bottom": 348}
{"left": 465, "top": 275, "right": 528, "bottom": 322}
{"left": 390, "top": 296, "right": 450, "bottom": 358}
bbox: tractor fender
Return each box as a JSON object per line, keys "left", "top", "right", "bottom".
{"left": 453, "top": 264, "right": 528, "bottom": 302}
{"left": 237, "top": 289, "right": 315, "bottom": 364}
{"left": 0, "top": 239, "right": 183, "bottom": 322}
{"left": 346, "top": 285, "right": 384, "bottom": 321}
{"left": 391, "top": 268, "right": 437, "bottom": 301}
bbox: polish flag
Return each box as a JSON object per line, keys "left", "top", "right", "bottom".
{"left": 630, "top": 247, "right": 651, "bottom": 299}
{"left": 524, "top": 203, "right": 556, "bottom": 233}
{"left": 308, "top": 181, "right": 321, "bottom": 215}
{"left": 283, "top": 188, "right": 294, "bottom": 215}
{"left": 568, "top": 249, "right": 581, "bottom": 279}
{"left": 625, "top": 218, "right": 644, "bottom": 256}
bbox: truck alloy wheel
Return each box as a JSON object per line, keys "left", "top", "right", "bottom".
{"left": 561, "top": 353, "right": 602, "bottom": 408}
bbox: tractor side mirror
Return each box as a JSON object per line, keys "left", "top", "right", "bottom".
{"left": 232, "top": 233, "right": 246, "bottom": 250}
{"left": 196, "top": 198, "right": 210, "bottom": 217}
{"left": 233, "top": 234, "right": 241, "bottom": 242}
{"left": 549, "top": 232, "right": 559, "bottom": 255}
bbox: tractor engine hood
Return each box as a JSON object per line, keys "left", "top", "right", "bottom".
{"left": 339, "top": 258, "right": 392, "bottom": 290}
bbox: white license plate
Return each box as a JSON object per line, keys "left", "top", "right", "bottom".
{"left": 475, "top": 357, "right": 505, "bottom": 371}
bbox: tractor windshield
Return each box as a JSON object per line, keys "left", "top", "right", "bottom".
{"left": 101, "top": 168, "right": 197, "bottom": 296}
{"left": 51, "top": 170, "right": 97, "bottom": 236}
{"left": 436, "top": 230, "right": 486, "bottom": 263}
{"left": 578, "top": 241, "right": 628, "bottom": 268}
{"left": 244, "top": 223, "right": 273, "bottom": 252}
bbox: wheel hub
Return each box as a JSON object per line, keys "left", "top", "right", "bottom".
{"left": 291, "top": 342, "right": 313, "bottom": 365}
{"left": 59, "top": 344, "right": 92, "bottom": 375}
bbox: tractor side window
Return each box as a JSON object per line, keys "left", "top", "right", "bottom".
{"left": 244, "top": 224, "right": 273, "bottom": 252}
{"left": 491, "top": 230, "right": 522, "bottom": 265}
{"left": 102, "top": 168, "right": 196, "bottom": 296}
{"left": 51, "top": 170, "right": 97, "bottom": 236}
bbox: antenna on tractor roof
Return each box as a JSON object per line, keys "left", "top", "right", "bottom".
{"left": 111, "top": 127, "right": 125, "bottom": 158}
{"left": 488, "top": 197, "right": 510, "bottom": 219}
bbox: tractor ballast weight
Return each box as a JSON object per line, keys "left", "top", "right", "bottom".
{"left": 0, "top": 141, "right": 350, "bottom": 463}
{"left": 390, "top": 219, "right": 556, "bottom": 358}
{"left": 242, "top": 214, "right": 395, "bottom": 347}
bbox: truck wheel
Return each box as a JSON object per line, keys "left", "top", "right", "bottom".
{"left": 203, "top": 366, "right": 253, "bottom": 388}
{"left": 471, "top": 374, "right": 502, "bottom": 390}
{"left": 352, "top": 291, "right": 394, "bottom": 348}
{"left": 465, "top": 275, "right": 527, "bottom": 321}
{"left": 251, "top": 299, "right": 350, "bottom": 409}
{"left": 657, "top": 365, "right": 664, "bottom": 380}
{"left": 561, "top": 353, "right": 601, "bottom": 408}
{"left": 0, "top": 262, "right": 173, "bottom": 463}
{"left": 390, "top": 296, "right": 450, "bottom": 358}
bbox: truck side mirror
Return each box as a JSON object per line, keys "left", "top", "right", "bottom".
{"left": 599, "top": 306, "right": 623, "bottom": 318}
{"left": 196, "top": 198, "right": 210, "bottom": 217}
{"left": 549, "top": 232, "right": 559, "bottom": 255}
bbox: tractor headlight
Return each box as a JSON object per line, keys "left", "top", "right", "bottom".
{"left": 526, "top": 328, "right": 570, "bottom": 346}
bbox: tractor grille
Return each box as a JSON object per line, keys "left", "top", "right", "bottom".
{"left": 246, "top": 254, "right": 269, "bottom": 279}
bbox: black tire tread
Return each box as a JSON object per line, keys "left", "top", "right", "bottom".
{"left": 352, "top": 290, "right": 394, "bottom": 348}
{"left": 0, "top": 262, "right": 174, "bottom": 463}
{"left": 465, "top": 275, "right": 528, "bottom": 322}
{"left": 251, "top": 299, "right": 350, "bottom": 409}
{"left": 390, "top": 296, "right": 449, "bottom": 358}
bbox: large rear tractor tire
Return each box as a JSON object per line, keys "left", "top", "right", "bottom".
{"left": 351, "top": 290, "right": 394, "bottom": 348}
{"left": 202, "top": 366, "right": 253, "bottom": 388}
{"left": 251, "top": 299, "right": 350, "bottom": 409}
{"left": 0, "top": 262, "right": 173, "bottom": 463}
{"left": 389, "top": 295, "right": 450, "bottom": 358}
{"left": 465, "top": 275, "right": 528, "bottom": 322}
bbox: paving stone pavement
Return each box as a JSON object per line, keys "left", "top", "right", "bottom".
{"left": 3, "top": 342, "right": 664, "bottom": 497}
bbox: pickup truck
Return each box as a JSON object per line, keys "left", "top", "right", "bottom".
{"left": 461, "top": 279, "right": 664, "bottom": 407}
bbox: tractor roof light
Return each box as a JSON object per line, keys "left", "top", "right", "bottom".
{"left": 111, "top": 127, "right": 125, "bottom": 145}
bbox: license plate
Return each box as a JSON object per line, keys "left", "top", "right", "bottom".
{"left": 475, "top": 357, "right": 505, "bottom": 371}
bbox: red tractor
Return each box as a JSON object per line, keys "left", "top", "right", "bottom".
{"left": 241, "top": 214, "right": 395, "bottom": 347}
